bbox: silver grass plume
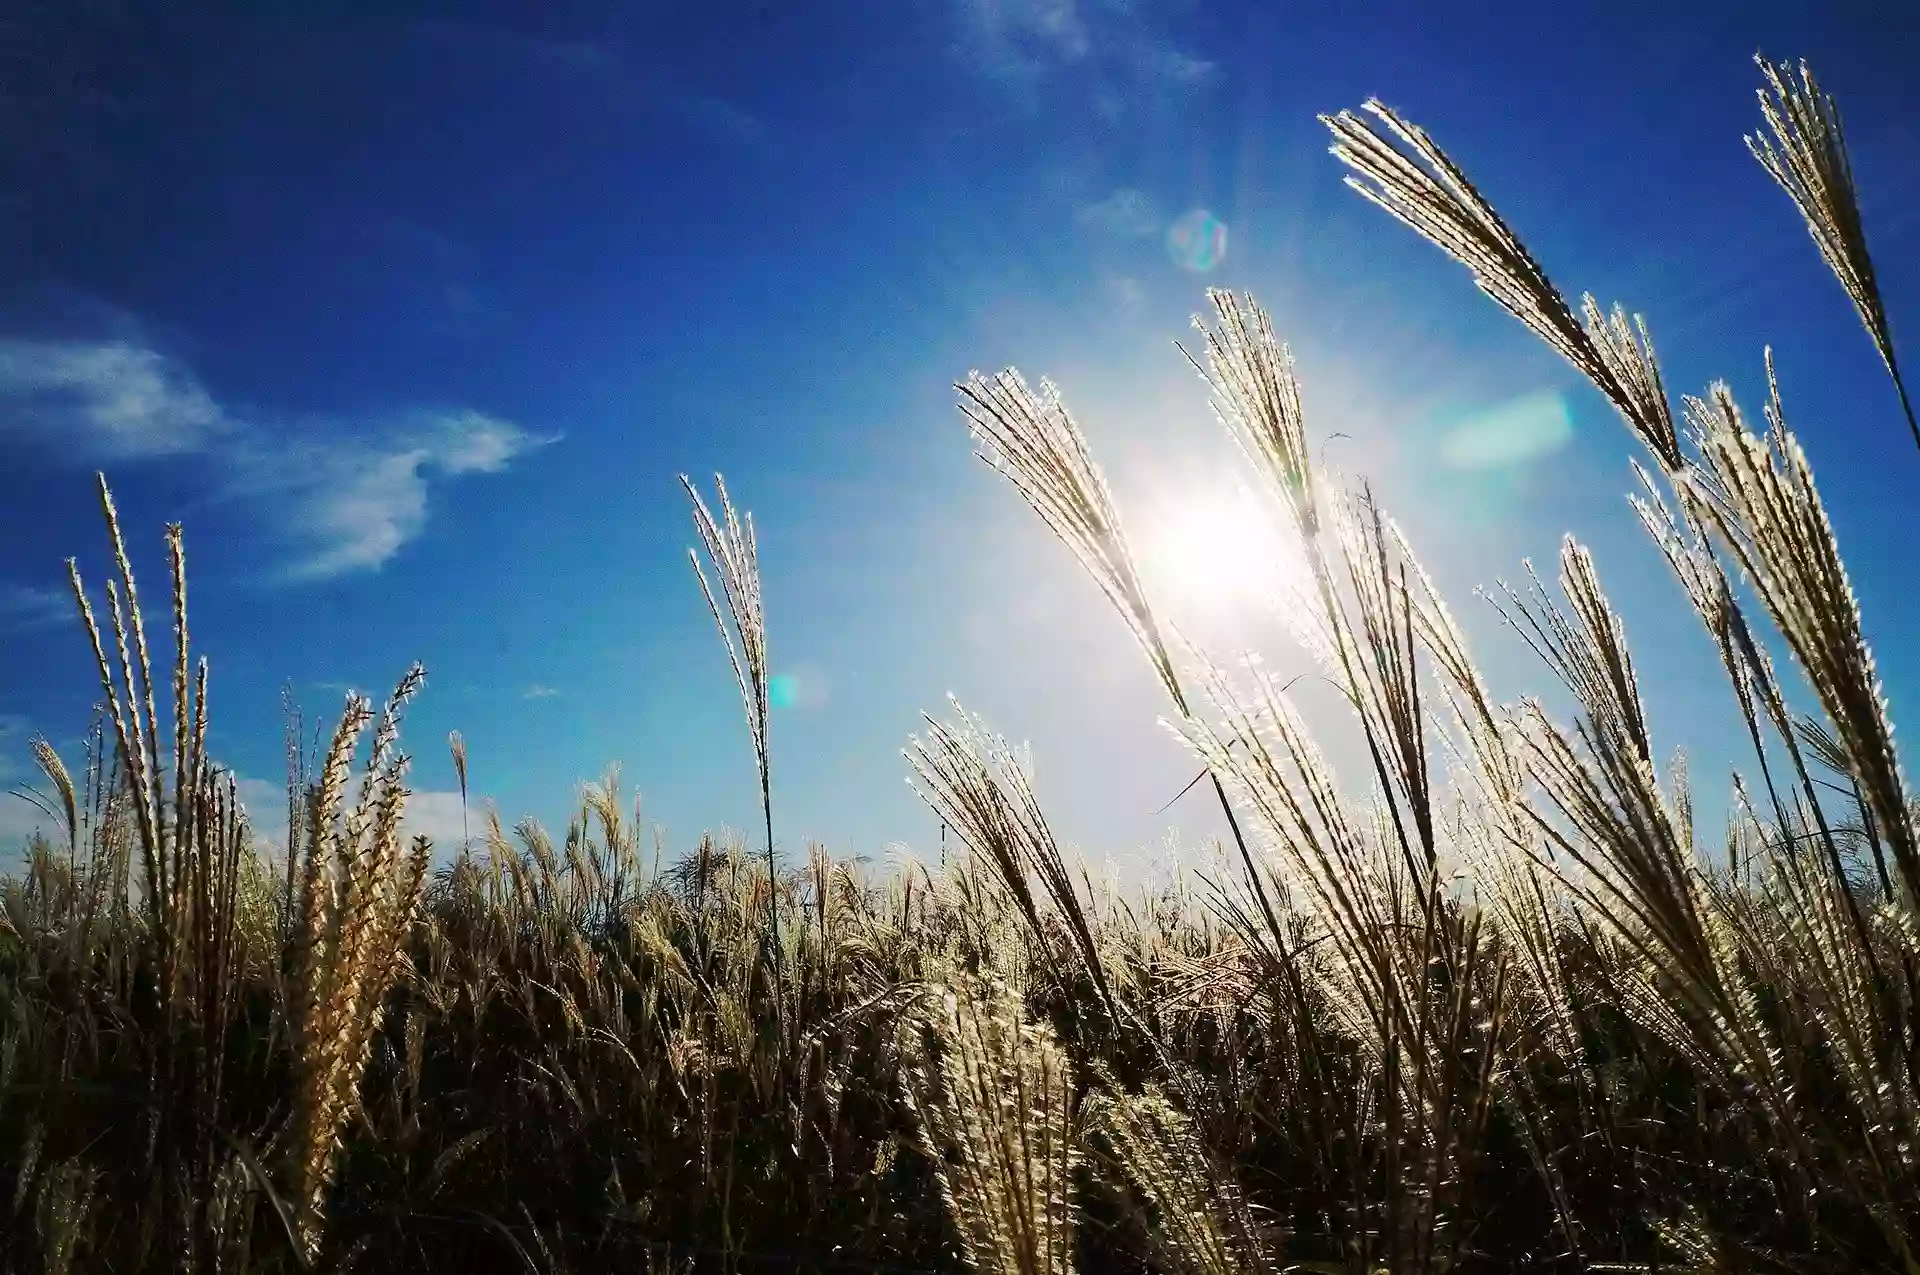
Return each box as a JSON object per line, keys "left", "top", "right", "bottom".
{"left": 906, "top": 704, "right": 1120, "bottom": 1023}
{"left": 30, "top": 737, "right": 79, "bottom": 861}
{"left": 1394, "top": 530, "right": 1584, "bottom": 1061}
{"left": 957, "top": 369, "right": 1182, "bottom": 708}
{"left": 1325, "top": 104, "right": 1692, "bottom": 473}
{"left": 1185, "top": 290, "right": 1321, "bottom": 540}
{"left": 681, "top": 473, "right": 785, "bottom": 1024}
{"left": 1323, "top": 102, "right": 1683, "bottom": 472}
{"left": 1494, "top": 542, "right": 1712, "bottom": 983}
{"left": 286, "top": 666, "right": 432, "bottom": 1257}
{"left": 1083, "top": 1080, "right": 1272, "bottom": 1275}
{"left": 956, "top": 365, "right": 1274, "bottom": 945}
{"left": 906, "top": 975, "right": 1077, "bottom": 1275}
{"left": 1748, "top": 55, "right": 1917, "bottom": 448}
{"left": 1679, "top": 370, "right": 1918, "bottom": 907}
{"left": 1170, "top": 656, "right": 1401, "bottom": 1055}
{"left": 1498, "top": 544, "right": 1801, "bottom": 1156}
{"left": 448, "top": 729, "right": 470, "bottom": 856}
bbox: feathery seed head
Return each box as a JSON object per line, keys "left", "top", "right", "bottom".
{"left": 1187, "top": 290, "right": 1320, "bottom": 538}
{"left": 1681, "top": 377, "right": 1918, "bottom": 904}
{"left": 957, "top": 369, "right": 1185, "bottom": 710}
{"left": 1747, "top": 55, "right": 1915, "bottom": 445}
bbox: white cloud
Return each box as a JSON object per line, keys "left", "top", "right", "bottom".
{"left": 0, "top": 338, "right": 225, "bottom": 456}
{"left": 1135, "top": 44, "right": 1215, "bottom": 87}
{"left": 962, "top": 0, "right": 1090, "bottom": 77}
{"left": 1077, "top": 186, "right": 1161, "bottom": 236}
{"left": 0, "top": 331, "right": 546, "bottom": 582}
{"left": 403, "top": 788, "right": 480, "bottom": 852}
{"left": 522, "top": 684, "right": 559, "bottom": 700}
{"left": 430, "top": 409, "right": 533, "bottom": 474}
{"left": 0, "top": 583, "right": 74, "bottom": 631}
{"left": 231, "top": 411, "right": 545, "bottom": 580}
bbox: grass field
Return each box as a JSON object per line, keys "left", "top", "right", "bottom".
{"left": 5, "top": 57, "right": 1920, "bottom": 1273}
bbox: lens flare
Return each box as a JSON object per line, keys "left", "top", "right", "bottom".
{"left": 1438, "top": 390, "right": 1574, "bottom": 470}
{"left": 768, "top": 668, "right": 828, "bottom": 711}
{"left": 1167, "top": 209, "right": 1228, "bottom": 272}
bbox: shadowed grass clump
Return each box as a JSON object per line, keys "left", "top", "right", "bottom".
{"left": 5, "top": 48, "right": 1920, "bottom": 1275}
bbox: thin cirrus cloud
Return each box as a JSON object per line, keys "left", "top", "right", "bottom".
{"left": 406, "top": 18, "right": 771, "bottom": 149}
{"left": 0, "top": 331, "right": 546, "bottom": 585}
{"left": 0, "top": 583, "right": 77, "bottom": 631}
{"left": 0, "top": 337, "right": 226, "bottom": 457}
{"left": 1076, "top": 186, "right": 1163, "bottom": 236}
{"left": 228, "top": 408, "right": 542, "bottom": 581}
{"left": 952, "top": 0, "right": 1217, "bottom": 97}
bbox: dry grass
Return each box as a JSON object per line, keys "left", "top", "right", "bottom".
{"left": 1748, "top": 55, "right": 1917, "bottom": 448}
{"left": 906, "top": 975, "right": 1077, "bottom": 1275}
{"left": 284, "top": 668, "right": 433, "bottom": 1257}
{"left": 683, "top": 472, "right": 788, "bottom": 1041}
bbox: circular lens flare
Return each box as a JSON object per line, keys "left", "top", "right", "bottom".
{"left": 1167, "top": 209, "right": 1228, "bottom": 272}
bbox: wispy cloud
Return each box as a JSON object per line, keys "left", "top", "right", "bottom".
{"left": 0, "top": 713, "right": 52, "bottom": 856}
{"left": 522, "top": 684, "right": 559, "bottom": 700}
{"left": 0, "top": 331, "right": 546, "bottom": 581}
{"left": 963, "top": 0, "right": 1090, "bottom": 77}
{"left": 1102, "top": 272, "right": 1147, "bottom": 315}
{"left": 233, "top": 409, "right": 546, "bottom": 581}
{"left": 0, "top": 337, "right": 225, "bottom": 456}
{"left": 1132, "top": 42, "right": 1214, "bottom": 88}
{"left": 408, "top": 18, "right": 770, "bottom": 148}
{"left": 1076, "top": 186, "right": 1162, "bottom": 236}
{"left": 0, "top": 583, "right": 74, "bottom": 631}
{"left": 952, "top": 0, "right": 1216, "bottom": 99}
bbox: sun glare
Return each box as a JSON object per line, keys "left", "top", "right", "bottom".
{"left": 1138, "top": 485, "right": 1290, "bottom": 618}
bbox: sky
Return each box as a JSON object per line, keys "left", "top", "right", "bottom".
{"left": 2, "top": 0, "right": 1918, "bottom": 879}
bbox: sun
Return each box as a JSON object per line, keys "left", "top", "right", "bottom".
{"left": 1137, "top": 485, "right": 1289, "bottom": 617}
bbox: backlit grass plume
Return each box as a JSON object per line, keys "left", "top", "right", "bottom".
{"left": 1680, "top": 373, "right": 1918, "bottom": 905}
{"left": 682, "top": 472, "right": 785, "bottom": 1019}
{"left": 907, "top": 703, "right": 1119, "bottom": 1024}
{"left": 906, "top": 975, "right": 1077, "bottom": 1275}
{"left": 449, "top": 729, "right": 470, "bottom": 855}
{"left": 58, "top": 474, "right": 279, "bottom": 1266}
{"left": 1184, "top": 290, "right": 1320, "bottom": 540}
{"left": 1083, "top": 1080, "right": 1272, "bottom": 1275}
{"left": 285, "top": 666, "right": 432, "bottom": 1257}
{"left": 1323, "top": 102, "right": 1684, "bottom": 471}
{"left": 1748, "top": 54, "right": 1916, "bottom": 447}
{"left": 13, "top": 44, "right": 1920, "bottom": 1275}
{"left": 957, "top": 366, "right": 1276, "bottom": 942}
{"left": 957, "top": 370, "right": 1182, "bottom": 707}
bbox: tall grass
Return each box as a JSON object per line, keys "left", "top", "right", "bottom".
{"left": 2, "top": 51, "right": 1918, "bottom": 1274}
{"left": 683, "top": 473, "right": 787, "bottom": 1042}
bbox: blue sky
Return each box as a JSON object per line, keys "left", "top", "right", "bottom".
{"left": 2, "top": 0, "right": 1917, "bottom": 875}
